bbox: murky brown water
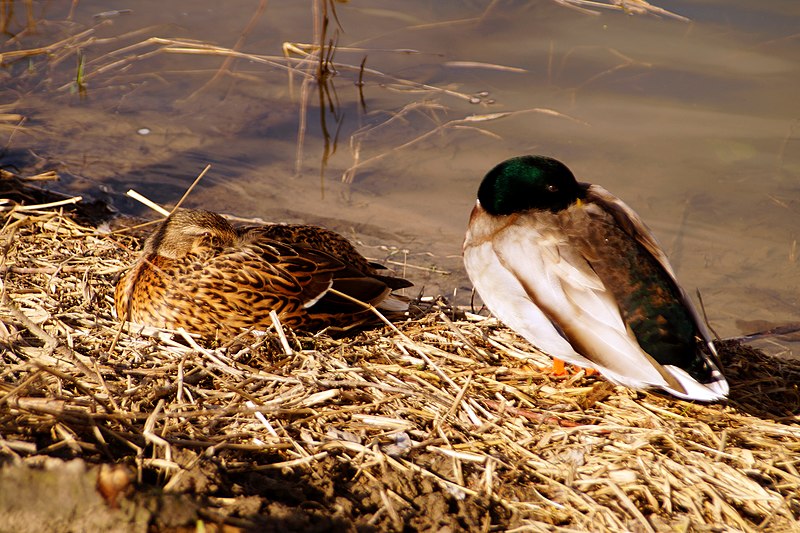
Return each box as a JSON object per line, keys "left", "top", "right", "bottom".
{"left": 2, "top": 0, "right": 798, "bottom": 357}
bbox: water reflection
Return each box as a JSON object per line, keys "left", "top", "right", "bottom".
{"left": 1, "top": 0, "right": 798, "bottom": 356}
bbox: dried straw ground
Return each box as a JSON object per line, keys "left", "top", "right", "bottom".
{"left": 1, "top": 172, "right": 799, "bottom": 532}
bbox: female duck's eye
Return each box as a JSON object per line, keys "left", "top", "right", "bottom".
{"left": 546, "top": 184, "right": 558, "bottom": 193}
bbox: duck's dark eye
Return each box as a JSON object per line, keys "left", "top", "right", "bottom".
{"left": 546, "top": 184, "right": 558, "bottom": 193}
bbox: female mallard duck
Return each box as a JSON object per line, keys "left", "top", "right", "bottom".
{"left": 115, "top": 209, "right": 412, "bottom": 337}
{"left": 463, "top": 156, "right": 728, "bottom": 401}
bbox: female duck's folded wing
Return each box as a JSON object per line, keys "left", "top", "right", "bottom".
{"left": 234, "top": 242, "right": 335, "bottom": 307}
{"left": 244, "top": 240, "right": 392, "bottom": 312}
{"left": 242, "top": 224, "right": 413, "bottom": 290}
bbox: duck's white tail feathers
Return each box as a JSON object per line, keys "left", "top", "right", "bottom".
{"left": 662, "top": 364, "right": 729, "bottom": 401}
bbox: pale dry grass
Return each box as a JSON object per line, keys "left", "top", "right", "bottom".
{"left": 1, "top": 172, "right": 799, "bottom": 531}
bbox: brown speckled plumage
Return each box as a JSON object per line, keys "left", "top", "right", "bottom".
{"left": 115, "top": 209, "right": 412, "bottom": 337}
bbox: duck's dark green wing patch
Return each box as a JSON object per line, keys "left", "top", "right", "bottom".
{"left": 577, "top": 197, "right": 718, "bottom": 385}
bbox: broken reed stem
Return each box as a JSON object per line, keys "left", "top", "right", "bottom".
{"left": 125, "top": 164, "right": 211, "bottom": 218}
{"left": 126, "top": 189, "right": 170, "bottom": 216}
{"left": 172, "top": 164, "right": 212, "bottom": 212}
{"left": 1, "top": 196, "right": 82, "bottom": 212}
{"left": 269, "top": 310, "right": 293, "bottom": 355}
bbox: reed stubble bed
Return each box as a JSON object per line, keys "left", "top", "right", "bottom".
{"left": 1, "top": 172, "right": 799, "bottom": 532}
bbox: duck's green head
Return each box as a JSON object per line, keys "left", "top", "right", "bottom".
{"left": 477, "top": 155, "right": 585, "bottom": 215}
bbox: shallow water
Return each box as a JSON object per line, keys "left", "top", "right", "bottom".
{"left": 2, "top": 0, "right": 798, "bottom": 357}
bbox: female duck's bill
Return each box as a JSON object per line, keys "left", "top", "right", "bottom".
{"left": 115, "top": 209, "right": 413, "bottom": 338}
{"left": 463, "top": 155, "right": 728, "bottom": 401}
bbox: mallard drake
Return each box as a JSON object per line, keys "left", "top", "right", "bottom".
{"left": 115, "top": 209, "right": 412, "bottom": 337}
{"left": 463, "top": 156, "right": 728, "bottom": 401}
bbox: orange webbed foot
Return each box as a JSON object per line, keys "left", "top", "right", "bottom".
{"left": 550, "top": 358, "right": 597, "bottom": 376}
